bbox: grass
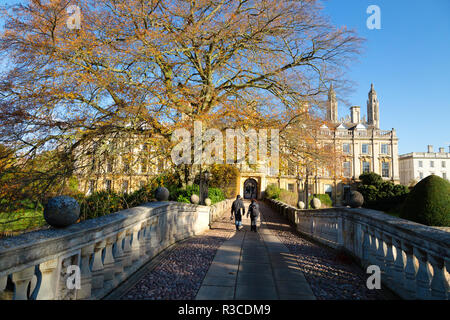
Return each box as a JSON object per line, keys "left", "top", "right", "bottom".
{"left": 0, "top": 208, "right": 47, "bottom": 236}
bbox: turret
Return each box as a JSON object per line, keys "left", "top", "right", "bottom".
{"left": 367, "top": 83, "right": 380, "bottom": 128}
{"left": 326, "top": 84, "right": 338, "bottom": 123}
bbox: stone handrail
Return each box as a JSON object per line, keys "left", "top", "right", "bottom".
{"left": 0, "top": 199, "right": 232, "bottom": 300}
{"left": 267, "top": 199, "right": 450, "bottom": 300}
{"left": 209, "top": 199, "right": 234, "bottom": 223}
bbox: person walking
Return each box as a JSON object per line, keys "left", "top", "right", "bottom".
{"left": 231, "top": 195, "right": 245, "bottom": 231}
{"left": 247, "top": 199, "right": 260, "bottom": 232}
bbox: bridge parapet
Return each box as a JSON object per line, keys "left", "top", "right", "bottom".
{"left": 267, "top": 199, "right": 450, "bottom": 300}
{"left": 0, "top": 200, "right": 231, "bottom": 300}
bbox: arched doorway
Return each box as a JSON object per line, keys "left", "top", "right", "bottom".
{"left": 243, "top": 178, "right": 258, "bottom": 199}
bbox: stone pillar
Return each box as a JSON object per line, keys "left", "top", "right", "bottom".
{"left": 91, "top": 240, "right": 106, "bottom": 291}
{"left": 113, "top": 231, "right": 126, "bottom": 280}
{"left": 36, "top": 259, "right": 58, "bottom": 300}
{"left": 414, "top": 248, "right": 431, "bottom": 299}
{"left": 383, "top": 233, "right": 395, "bottom": 283}
{"left": 428, "top": 254, "right": 448, "bottom": 299}
{"left": 12, "top": 266, "right": 35, "bottom": 300}
{"left": 122, "top": 229, "right": 133, "bottom": 270}
{"left": 361, "top": 225, "right": 371, "bottom": 267}
{"left": 402, "top": 242, "right": 417, "bottom": 297}
{"left": 77, "top": 244, "right": 94, "bottom": 300}
{"left": 392, "top": 238, "right": 405, "bottom": 291}
{"left": 103, "top": 236, "right": 116, "bottom": 282}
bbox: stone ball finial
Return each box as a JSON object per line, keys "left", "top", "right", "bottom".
{"left": 348, "top": 191, "right": 364, "bottom": 208}
{"left": 44, "top": 196, "right": 80, "bottom": 228}
{"left": 297, "top": 201, "right": 305, "bottom": 209}
{"left": 155, "top": 187, "right": 169, "bottom": 201}
{"left": 311, "top": 197, "right": 322, "bottom": 209}
{"left": 204, "top": 198, "right": 212, "bottom": 206}
{"left": 190, "top": 194, "right": 200, "bottom": 204}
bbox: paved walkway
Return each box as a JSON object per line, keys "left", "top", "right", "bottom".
{"left": 195, "top": 203, "right": 316, "bottom": 300}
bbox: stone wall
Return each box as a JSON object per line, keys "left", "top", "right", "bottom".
{"left": 267, "top": 199, "right": 450, "bottom": 300}
{"left": 0, "top": 199, "right": 231, "bottom": 300}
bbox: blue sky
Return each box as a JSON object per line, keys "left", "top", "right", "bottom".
{"left": 0, "top": 0, "right": 449, "bottom": 155}
{"left": 322, "top": 0, "right": 450, "bottom": 154}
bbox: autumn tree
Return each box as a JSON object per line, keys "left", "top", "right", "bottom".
{"left": 0, "top": 0, "right": 362, "bottom": 197}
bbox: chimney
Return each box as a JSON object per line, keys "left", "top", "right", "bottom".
{"left": 350, "top": 106, "right": 360, "bottom": 124}
{"left": 439, "top": 147, "right": 444, "bottom": 153}
{"left": 427, "top": 145, "right": 433, "bottom": 153}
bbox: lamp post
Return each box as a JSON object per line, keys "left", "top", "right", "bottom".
{"left": 297, "top": 175, "right": 303, "bottom": 205}
{"left": 200, "top": 169, "right": 210, "bottom": 205}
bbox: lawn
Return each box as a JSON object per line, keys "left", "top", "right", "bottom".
{"left": 0, "top": 208, "right": 47, "bottom": 236}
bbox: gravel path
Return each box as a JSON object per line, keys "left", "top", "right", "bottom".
{"left": 260, "top": 202, "right": 390, "bottom": 300}
{"left": 121, "top": 211, "right": 235, "bottom": 300}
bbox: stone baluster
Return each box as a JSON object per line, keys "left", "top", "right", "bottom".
{"left": 391, "top": 238, "right": 405, "bottom": 292}
{"left": 382, "top": 233, "right": 395, "bottom": 283}
{"left": 0, "top": 275, "right": 7, "bottom": 295}
{"left": 91, "top": 240, "right": 106, "bottom": 291}
{"left": 428, "top": 254, "right": 448, "bottom": 299}
{"left": 103, "top": 236, "right": 116, "bottom": 284}
{"left": 361, "top": 225, "right": 371, "bottom": 267}
{"left": 414, "top": 247, "right": 431, "bottom": 299}
{"left": 374, "top": 230, "right": 386, "bottom": 275}
{"left": 122, "top": 229, "right": 133, "bottom": 270}
{"left": 368, "top": 228, "right": 378, "bottom": 265}
{"left": 11, "top": 266, "right": 35, "bottom": 300}
{"left": 402, "top": 242, "right": 417, "bottom": 297}
{"left": 141, "top": 221, "right": 151, "bottom": 258}
{"left": 36, "top": 258, "right": 58, "bottom": 300}
{"left": 131, "top": 224, "right": 142, "bottom": 264}
{"left": 113, "top": 231, "right": 126, "bottom": 280}
{"left": 77, "top": 244, "right": 94, "bottom": 300}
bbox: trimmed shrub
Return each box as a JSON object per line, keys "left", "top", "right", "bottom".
{"left": 313, "top": 194, "right": 332, "bottom": 207}
{"left": 265, "top": 184, "right": 281, "bottom": 199}
{"left": 400, "top": 175, "right": 450, "bottom": 227}
{"left": 280, "top": 189, "right": 297, "bottom": 207}
{"left": 208, "top": 187, "right": 225, "bottom": 204}
{"left": 359, "top": 172, "right": 383, "bottom": 186}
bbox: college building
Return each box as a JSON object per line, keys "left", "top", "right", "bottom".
{"left": 399, "top": 145, "right": 450, "bottom": 186}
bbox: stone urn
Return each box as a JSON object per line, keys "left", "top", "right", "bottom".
{"left": 204, "top": 198, "right": 212, "bottom": 206}
{"left": 155, "top": 186, "right": 169, "bottom": 201}
{"left": 348, "top": 191, "right": 364, "bottom": 208}
{"left": 190, "top": 194, "right": 200, "bottom": 204}
{"left": 44, "top": 196, "right": 80, "bottom": 228}
{"left": 297, "top": 201, "right": 305, "bottom": 209}
{"left": 311, "top": 197, "right": 321, "bottom": 209}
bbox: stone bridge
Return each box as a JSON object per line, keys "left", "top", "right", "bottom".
{"left": 0, "top": 198, "right": 448, "bottom": 300}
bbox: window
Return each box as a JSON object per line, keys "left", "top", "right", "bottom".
{"left": 288, "top": 184, "right": 295, "bottom": 192}
{"left": 443, "top": 172, "right": 447, "bottom": 180}
{"left": 105, "top": 180, "right": 112, "bottom": 192}
{"left": 325, "top": 184, "right": 333, "bottom": 200}
{"left": 122, "top": 180, "right": 129, "bottom": 194}
{"left": 343, "top": 161, "right": 351, "bottom": 177}
{"left": 382, "top": 162, "right": 389, "bottom": 178}
{"left": 88, "top": 180, "right": 95, "bottom": 194}
{"left": 343, "top": 143, "right": 351, "bottom": 154}
{"left": 141, "top": 159, "right": 147, "bottom": 173}
{"left": 381, "top": 144, "right": 389, "bottom": 154}
{"left": 106, "top": 159, "right": 113, "bottom": 173}
{"left": 419, "top": 172, "right": 423, "bottom": 179}
{"left": 418, "top": 161, "right": 423, "bottom": 168}
{"left": 362, "top": 161, "right": 370, "bottom": 173}
{"left": 362, "top": 144, "right": 369, "bottom": 154}
{"left": 442, "top": 161, "right": 446, "bottom": 168}
{"left": 430, "top": 161, "right": 434, "bottom": 168}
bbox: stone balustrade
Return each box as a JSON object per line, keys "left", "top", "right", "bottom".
{"left": 0, "top": 199, "right": 232, "bottom": 300}
{"left": 267, "top": 199, "right": 450, "bottom": 300}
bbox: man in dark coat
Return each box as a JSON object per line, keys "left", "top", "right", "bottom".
{"left": 247, "top": 199, "right": 260, "bottom": 232}
{"left": 231, "top": 195, "right": 245, "bottom": 231}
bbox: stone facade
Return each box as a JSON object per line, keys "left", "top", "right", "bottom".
{"left": 399, "top": 145, "right": 450, "bottom": 185}
{"left": 238, "top": 84, "right": 399, "bottom": 205}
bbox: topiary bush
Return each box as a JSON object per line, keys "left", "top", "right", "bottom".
{"left": 265, "top": 184, "right": 281, "bottom": 199}
{"left": 313, "top": 194, "right": 332, "bottom": 207}
{"left": 400, "top": 175, "right": 450, "bottom": 227}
